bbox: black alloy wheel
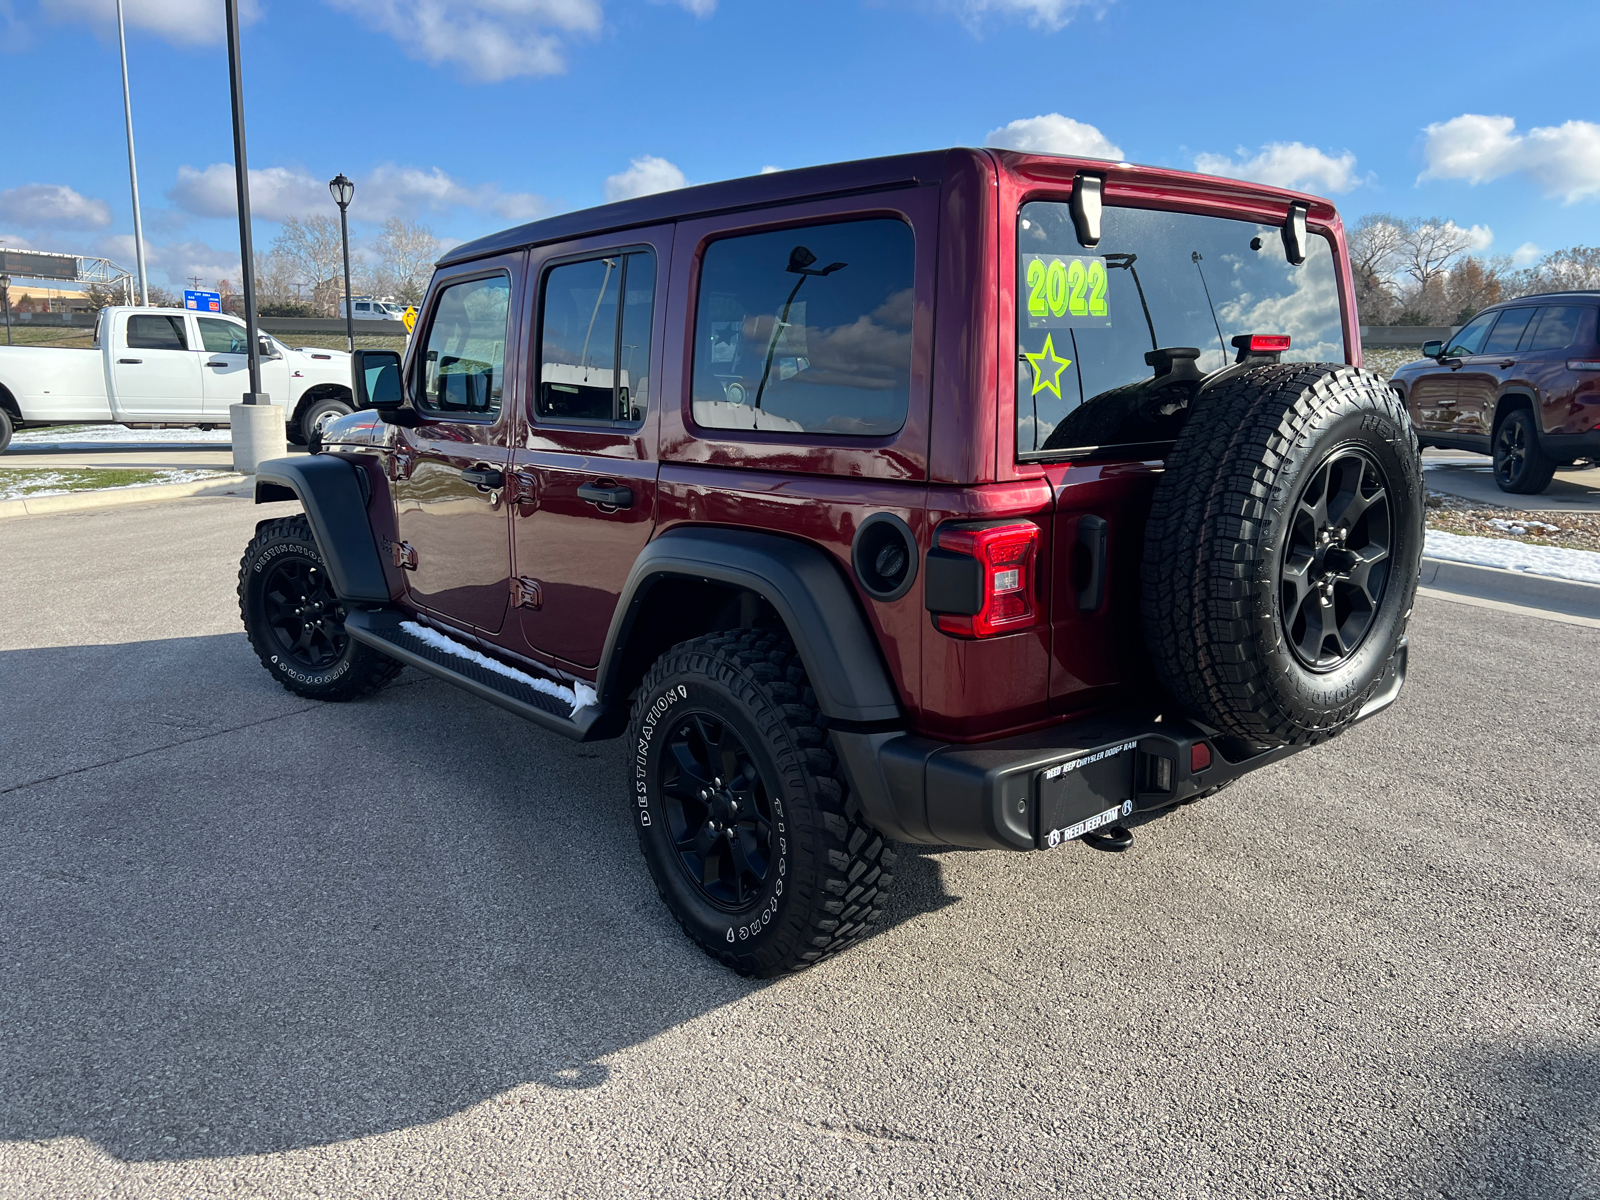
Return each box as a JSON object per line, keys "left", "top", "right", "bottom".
{"left": 1279, "top": 446, "right": 1393, "bottom": 671}
{"left": 260, "top": 555, "right": 349, "bottom": 671}
{"left": 659, "top": 711, "right": 775, "bottom": 910}
{"left": 1495, "top": 414, "right": 1531, "bottom": 487}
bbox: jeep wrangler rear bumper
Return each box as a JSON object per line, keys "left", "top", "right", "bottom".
{"left": 832, "top": 643, "right": 1407, "bottom": 852}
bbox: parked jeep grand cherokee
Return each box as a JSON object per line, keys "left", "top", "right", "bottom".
{"left": 1389, "top": 292, "right": 1600, "bottom": 493}
{"left": 238, "top": 149, "right": 1422, "bottom": 976}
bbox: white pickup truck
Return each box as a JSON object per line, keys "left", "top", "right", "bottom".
{"left": 0, "top": 307, "right": 356, "bottom": 452}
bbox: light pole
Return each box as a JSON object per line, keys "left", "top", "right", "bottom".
{"left": 115, "top": 0, "right": 149, "bottom": 305}
{"left": 225, "top": 0, "right": 285, "bottom": 473}
{"left": 329, "top": 174, "right": 355, "bottom": 353}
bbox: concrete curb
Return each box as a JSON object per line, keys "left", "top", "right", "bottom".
{"left": 1420, "top": 556, "right": 1600, "bottom": 622}
{"left": 0, "top": 474, "right": 253, "bottom": 520}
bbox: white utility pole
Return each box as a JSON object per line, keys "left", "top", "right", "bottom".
{"left": 115, "top": 0, "right": 149, "bottom": 305}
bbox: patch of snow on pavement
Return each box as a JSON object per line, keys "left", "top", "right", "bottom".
{"left": 0, "top": 468, "right": 222, "bottom": 500}
{"left": 1426, "top": 530, "right": 1600, "bottom": 585}
{"left": 12, "top": 425, "right": 234, "bottom": 445}
{"left": 399, "top": 620, "right": 592, "bottom": 711}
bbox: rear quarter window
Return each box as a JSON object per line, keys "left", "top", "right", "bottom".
{"left": 691, "top": 218, "right": 914, "bottom": 437}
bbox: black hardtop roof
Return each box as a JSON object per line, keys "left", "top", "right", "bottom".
{"left": 439, "top": 148, "right": 958, "bottom": 267}
{"left": 1487, "top": 290, "right": 1600, "bottom": 308}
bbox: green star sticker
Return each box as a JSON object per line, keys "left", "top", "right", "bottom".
{"left": 1023, "top": 333, "right": 1072, "bottom": 400}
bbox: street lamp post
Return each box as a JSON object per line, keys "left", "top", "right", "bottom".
{"left": 329, "top": 174, "right": 355, "bottom": 353}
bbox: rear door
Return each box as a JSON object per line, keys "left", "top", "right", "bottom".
{"left": 391, "top": 258, "right": 521, "bottom": 635}
{"left": 111, "top": 312, "right": 203, "bottom": 418}
{"left": 1518, "top": 305, "right": 1592, "bottom": 435}
{"left": 509, "top": 232, "right": 670, "bottom": 669}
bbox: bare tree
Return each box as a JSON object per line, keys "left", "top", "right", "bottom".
{"left": 1527, "top": 245, "right": 1600, "bottom": 292}
{"left": 372, "top": 217, "right": 440, "bottom": 305}
{"left": 1442, "top": 255, "right": 1512, "bottom": 324}
{"left": 272, "top": 215, "right": 355, "bottom": 315}
{"left": 1397, "top": 218, "right": 1476, "bottom": 293}
{"left": 83, "top": 282, "right": 123, "bottom": 311}
{"left": 1347, "top": 212, "right": 1409, "bottom": 323}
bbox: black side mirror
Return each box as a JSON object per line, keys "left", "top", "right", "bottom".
{"left": 352, "top": 349, "right": 407, "bottom": 418}
{"left": 1421, "top": 340, "right": 1444, "bottom": 359}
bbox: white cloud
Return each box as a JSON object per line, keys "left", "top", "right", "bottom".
{"left": 603, "top": 156, "right": 689, "bottom": 203}
{"left": 0, "top": 233, "right": 36, "bottom": 251}
{"left": 327, "top": 0, "right": 601, "bottom": 82}
{"left": 167, "top": 163, "right": 547, "bottom": 224}
{"left": 759, "top": 166, "right": 783, "bottom": 175}
{"left": 984, "top": 114, "right": 1122, "bottom": 160}
{"left": 670, "top": 0, "right": 716, "bottom": 14}
{"left": 0, "top": 183, "right": 113, "bottom": 229}
{"left": 1512, "top": 241, "right": 1542, "bottom": 267}
{"left": 48, "top": 0, "right": 259, "bottom": 46}
{"left": 1460, "top": 223, "right": 1494, "bottom": 252}
{"left": 955, "top": 0, "right": 1105, "bottom": 31}
{"left": 1193, "top": 142, "right": 1359, "bottom": 194}
{"left": 1420, "top": 113, "right": 1600, "bottom": 203}
{"left": 99, "top": 233, "right": 240, "bottom": 288}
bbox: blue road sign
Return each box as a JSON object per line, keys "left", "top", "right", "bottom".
{"left": 184, "top": 290, "right": 222, "bottom": 313}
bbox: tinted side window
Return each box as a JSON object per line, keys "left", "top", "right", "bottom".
{"left": 197, "top": 317, "right": 250, "bottom": 354}
{"left": 691, "top": 218, "right": 914, "bottom": 437}
{"left": 1444, "top": 312, "right": 1496, "bottom": 357}
{"left": 536, "top": 250, "right": 655, "bottom": 424}
{"left": 1482, "top": 308, "right": 1536, "bottom": 355}
{"left": 1525, "top": 306, "right": 1587, "bottom": 351}
{"left": 127, "top": 314, "right": 188, "bottom": 350}
{"left": 418, "top": 275, "right": 509, "bottom": 417}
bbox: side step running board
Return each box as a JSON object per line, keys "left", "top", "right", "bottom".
{"left": 344, "top": 609, "right": 613, "bottom": 742}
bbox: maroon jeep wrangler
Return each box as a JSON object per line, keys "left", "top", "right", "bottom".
{"left": 239, "top": 149, "right": 1423, "bottom": 976}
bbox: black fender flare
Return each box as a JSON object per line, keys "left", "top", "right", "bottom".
{"left": 254, "top": 454, "right": 390, "bottom": 603}
{"left": 597, "top": 527, "right": 903, "bottom": 725}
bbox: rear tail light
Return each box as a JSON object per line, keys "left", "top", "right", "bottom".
{"left": 1231, "top": 333, "right": 1291, "bottom": 364}
{"left": 926, "top": 522, "right": 1042, "bottom": 638}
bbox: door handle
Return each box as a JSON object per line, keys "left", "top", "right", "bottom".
{"left": 460, "top": 466, "right": 505, "bottom": 490}
{"left": 119, "top": 358, "right": 142, "bottom": 364}
{"left": 1499, "top": 359, "right": 1517, "bottom": 369}
{"left": 577, "top": 481, "right": 634, "bottom": 509}
{"left": 206, "top": 360, "right": 230, "bottom": 367}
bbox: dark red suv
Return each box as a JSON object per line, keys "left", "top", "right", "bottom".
{"left": 238, "top": 149, "right": 1423, "bottom": 976}
{"left": 1389, "top": 292, "right": 1600, "bottom": 493}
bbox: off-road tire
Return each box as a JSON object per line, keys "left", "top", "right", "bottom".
{"left": 629, "top": 629, "right": 897, "bottom": 977}
{"left": 1141, "top": 364, "right": 1423, "bottom": 747}
{"left": 238, "top": 514, "right": 402, "bottom": 701}
{"left": 1493, "top": 407, "right": 1557, "bottom": 495}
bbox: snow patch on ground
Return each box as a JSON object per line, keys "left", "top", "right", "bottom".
{"left": 0, "top": 468, "right": 221, "bottom": 500}
{"left": 12, "top": 425, "right": 234, "bottom": 445}
{"left": 398, "top": 620, "right": 594, "bottom": 712}
{"left": 1425, "top": 530, "right": 1600, "bottom": 585}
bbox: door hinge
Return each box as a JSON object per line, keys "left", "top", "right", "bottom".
{"left": 387, "top": 540, "right": 418, "bottom": 570}
{"left": 513, "top": 576, "right": 543, "bottom": 610}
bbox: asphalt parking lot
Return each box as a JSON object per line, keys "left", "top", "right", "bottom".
{"left": 1, "top": 496, "right": 1596, "bottom": 1200}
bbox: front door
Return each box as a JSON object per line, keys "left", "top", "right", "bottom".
{"left": 112, "top": 312, "right": 203, "bottom": 418}
{"left": 195, "top": 316, "right": 292, "bottom": 416}
{"left": 1459, "top": 306, "right": 1537, "bottom": 438}
{"left": 392, "top": 264, "right": 520, "bottom": 635}
{"left": 510, "top": 240, "right": 666, "bottom": 669}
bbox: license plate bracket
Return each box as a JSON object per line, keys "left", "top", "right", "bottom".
{"left": 1037, "top": 740, "right": 1138, "bottom": 848}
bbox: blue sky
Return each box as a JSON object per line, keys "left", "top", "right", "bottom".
{"left": 2, "top": 0, "right": 1597, "bottom": 290}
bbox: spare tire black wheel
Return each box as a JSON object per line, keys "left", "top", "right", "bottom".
{"left": 1142, "top": 364, "right": 1423, "bottom": 748}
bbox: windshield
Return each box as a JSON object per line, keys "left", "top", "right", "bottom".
{"left": 1016, "top": 201, "right": 1345, "bottom": 458}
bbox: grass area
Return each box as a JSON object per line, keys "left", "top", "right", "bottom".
{"left": 0, "top": 467, "right": 222, "bottom": 500}
{"left": 1425, "top": 488, "right": 1600, "bottom": 553}
{"left": 278, "top": 334, "right": 409, "bottom": 352}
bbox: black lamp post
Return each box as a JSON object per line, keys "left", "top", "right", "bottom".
{"left": 329, "top": 173, "right": 355, "bottom": 353}
{"left": 225, "top": 0, "right": 264, "bottom": 404}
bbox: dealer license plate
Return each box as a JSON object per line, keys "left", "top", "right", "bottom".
{"left": 1037, "top": 740, "right": 1137, "bottom": 848}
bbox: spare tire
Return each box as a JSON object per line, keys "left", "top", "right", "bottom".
{"left": 1141, "top": 364, "right": 1423, "bottom": 747}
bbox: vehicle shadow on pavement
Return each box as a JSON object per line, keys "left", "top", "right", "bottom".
{"left": 0, "top": 637, "right": 960, "bottom": 1164}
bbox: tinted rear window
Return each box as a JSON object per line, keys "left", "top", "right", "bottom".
{"left": 1526, "top": 306, "right": 1588, "bottom": 351}
{"left": 126, "top": 314, "right": 188, "bottom": 351}
{"left": 1483, "top": 308, "right": 1536, "bottom": 355}
{"left": 1016, "top": 203, "right": 1344, "bottom": 457}
{"left": 691, "top": 218, "right": 914, "bottom": 437}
